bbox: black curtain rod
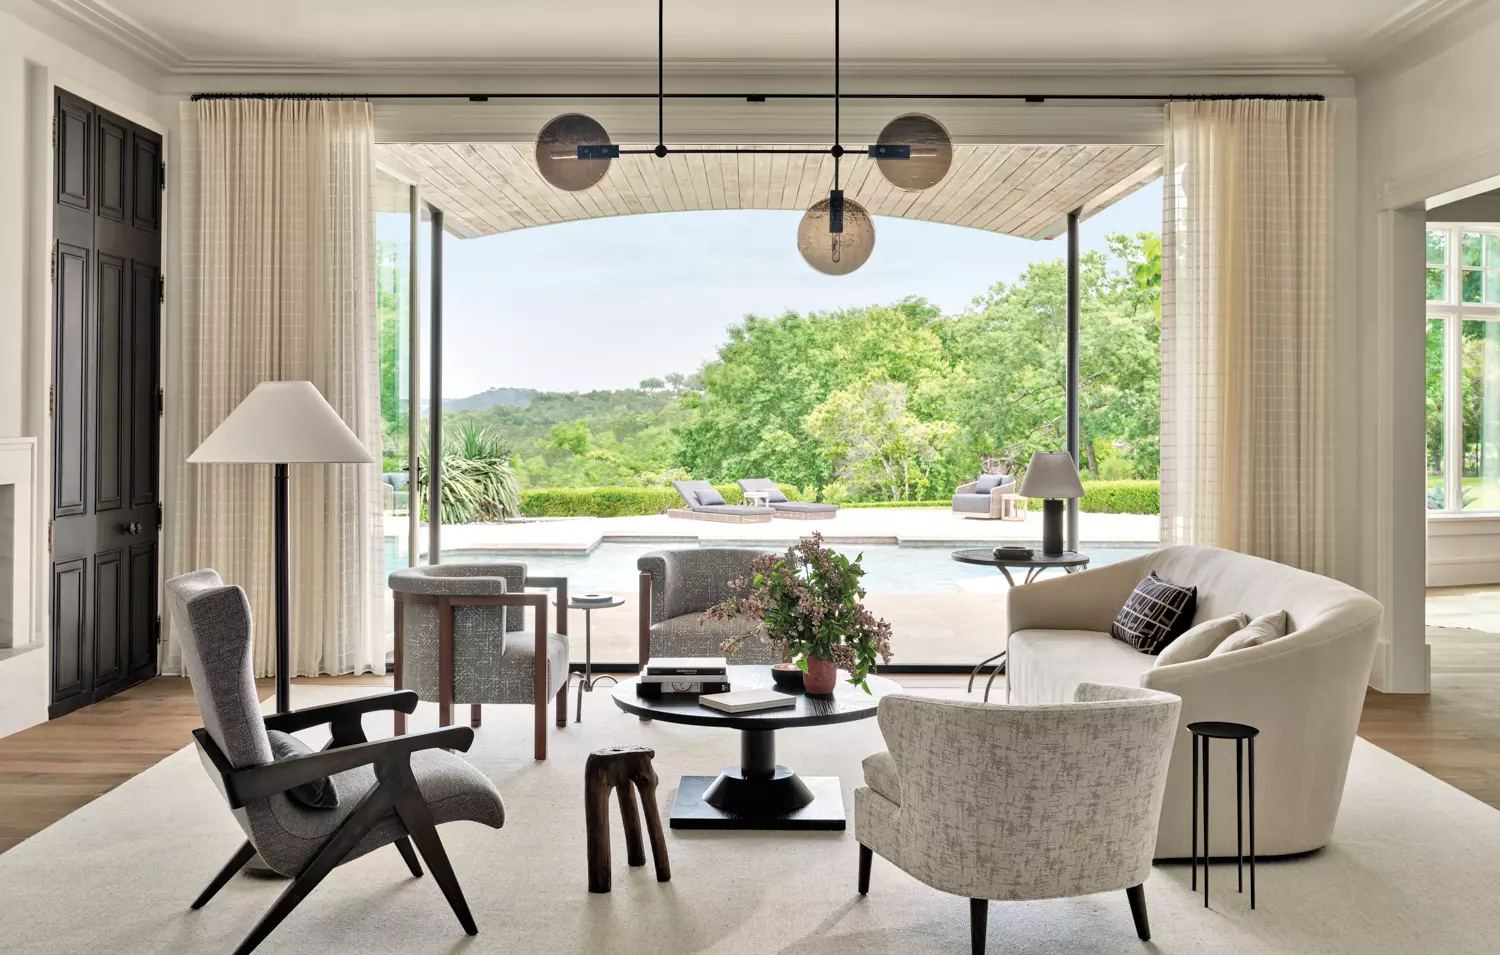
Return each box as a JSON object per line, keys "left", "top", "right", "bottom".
{"left": 189, "top": 91, "right": 1326, "bottom": 103}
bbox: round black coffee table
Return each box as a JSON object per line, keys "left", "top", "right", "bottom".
{"left": 951, "top": 548, "right": 1091, "bottom": 700}
{"left": 612, "top": 665, "right": 900, "bottom": 831}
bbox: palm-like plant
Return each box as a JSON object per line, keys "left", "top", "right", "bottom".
{"left": 416, "top": 422, "right": 521, "bottom": 524}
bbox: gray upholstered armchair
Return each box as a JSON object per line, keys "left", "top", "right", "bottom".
{"left": 951, "top": 473, "right": 1018, "bottom": 519}
{"left": 856, "top": 684, "right": 1181, "bottom": 955}
{"left": 167, "top": 570, "right": 504, "bottom": 955}
{"left": 389, "top": 563, "right": 571, "bottom": 760}
{"left": 637, "top": 548, "right": 776, "bottom": 664}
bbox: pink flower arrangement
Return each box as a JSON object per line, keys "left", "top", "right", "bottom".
{"left": 704, "top": 532, "right": 894, "bottom": 692}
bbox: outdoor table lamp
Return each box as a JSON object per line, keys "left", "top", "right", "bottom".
{"left": 1017, "top": 451, "right": 1085, "bottom": 557}
{"left": 188, "top": 381, "right": 374, "bottom": 713}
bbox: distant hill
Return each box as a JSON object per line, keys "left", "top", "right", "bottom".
{"left": 442, "top": 387, "right": 539, "bottom": 412}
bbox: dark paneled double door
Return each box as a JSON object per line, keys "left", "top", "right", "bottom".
{"left": 50, "top": 89, "right": 163, "bottom": 718}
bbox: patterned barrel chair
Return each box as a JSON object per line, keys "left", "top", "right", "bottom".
{"left": 636, "top": 548, "right": 776, "bottom": 665}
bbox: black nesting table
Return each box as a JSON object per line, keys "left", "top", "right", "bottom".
{"left": 950, "top": 549, "right": 1091, "bottom": 699}
{"left": 611, "top": 665, "right": 900, "bottom": 831}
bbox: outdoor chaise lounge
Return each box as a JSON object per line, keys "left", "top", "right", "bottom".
{"left": 669, "top": 480, "right": 774, "bottom": 523}
{"left": 736, "top": 478, "right": 839, "bottom": 520}
{"left": 952, "top": 473, "right": 1021, "bottom": 519}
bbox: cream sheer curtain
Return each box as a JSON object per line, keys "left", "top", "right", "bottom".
{"left": 166, "top": 99, "right": 385, "bottom": 679}
{"left": 1159, "top": 100, "right": 1334, "bottom": 573}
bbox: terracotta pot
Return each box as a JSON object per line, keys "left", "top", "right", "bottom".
{"left": 804, "top": 656, "right": 838, "bottom": 695}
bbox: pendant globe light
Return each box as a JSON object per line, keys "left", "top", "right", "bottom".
{"left": 798, "top": 192, "right": 874, "bottom": 275}
{"left": 875, "top": 113, "right": 953, "bottom": 190}
{"left": 535, "top": 113, "right": 614, "bottom": 191}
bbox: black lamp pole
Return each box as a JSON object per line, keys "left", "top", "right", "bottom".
{"left": 273, "top": 462, "right": 291, "bottom": 713}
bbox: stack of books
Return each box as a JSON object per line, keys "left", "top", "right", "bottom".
{"left": 636, "top": 657, "right": 730, "bottom": 697}
{"left": 699, "top": 688, "right": 798, "bottom": 714}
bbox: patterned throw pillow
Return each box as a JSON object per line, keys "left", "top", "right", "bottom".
{"left": 1110, "top": 571, "right": 1198, "bottom": 653}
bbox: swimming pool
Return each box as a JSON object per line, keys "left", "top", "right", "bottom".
{"left": 422, "top": 540, "right": 1153, "bottom": 594}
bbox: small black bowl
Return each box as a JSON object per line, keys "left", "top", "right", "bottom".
{"left": 770, "top": 663, "right": 805, "bottom": 689}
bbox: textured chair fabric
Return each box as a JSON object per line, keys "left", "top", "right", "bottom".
{"left": 1005, "top": 544, "right": 1384, "bottom": 858}
{"left": 165, "top": 570, "right": 505, "bottom": 879}
{"left": 638, "top": 548, "right": 777, "bottom": 664}
{"left": 389, "top": 564, "right": 567, "bottom": 705}
{"left": 855, "top": 684, "right": 1180, "bottom": 903}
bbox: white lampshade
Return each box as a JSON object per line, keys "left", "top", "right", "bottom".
{"left": 1017, "top": 451, "right": 1085, "bottom": 499}
{"left": 188, "top": 381, "right": 374, "bottom": 464}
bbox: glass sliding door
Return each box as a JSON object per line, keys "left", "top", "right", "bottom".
{"left": 375, "top": 169, "right": 417, "bottom": 650}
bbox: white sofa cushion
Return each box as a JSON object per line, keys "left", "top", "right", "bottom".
{"left": 1155, "top": 612, "right": 1249, "bottom": 667}
{"left": 1008, "top": 629, "right": 1150, "bottom": 704}
{"left": 1210, "top": 609, "right": 1288, "bottom": 656}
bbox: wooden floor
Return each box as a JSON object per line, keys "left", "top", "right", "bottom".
{"left": 1, "top": 633, "right": 1497, "bottom": 854}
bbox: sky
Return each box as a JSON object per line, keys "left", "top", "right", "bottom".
{"left": 399, "top": 177, "right": 1161, "bottom": 399}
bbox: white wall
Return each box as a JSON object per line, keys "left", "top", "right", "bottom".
{"left": 1355, "top": 8, "right": 1500, "bottom": 691}
{"left": 0, "top": 7, "right": 168, "bottom": 736}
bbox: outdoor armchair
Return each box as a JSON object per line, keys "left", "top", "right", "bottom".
{"left": 951, "top": 474, "right": 1018, "bottom": 519}
{"left": 167, "top": 569, "right": 504, "bottom": 955}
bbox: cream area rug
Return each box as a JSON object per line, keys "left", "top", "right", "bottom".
{"left": 1426, "top": 591, "right": 1500, "bottom": 632}
{"left": 0, "top": 684, "right": 1497, "bottom": 955}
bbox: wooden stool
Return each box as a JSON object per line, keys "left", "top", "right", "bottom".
{"left": 585, "top": 745, "right": 670, "bottom": 893}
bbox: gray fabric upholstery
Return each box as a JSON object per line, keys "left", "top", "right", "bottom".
{"left": 673, "top": 479, "right": 773, "bottom": 516}
{"left": 736, "top": 478, "right": 789, "bottom": 503}
{"left": 952, "top": 476, "right": 1016, "bottom": 516}
{"left": 166, "top": 569, "right": 506, "bottom": 880}
{"left": 389, "top": 562, "right": 525, "bottom": 631}
{"left": 165, "top": 570, "right": 272, "bottom": 769}
{"left": 693, "top": 504, "right": 773, "bottom": 516}
{"left": 390, "top": 563, "right": 567, "bottom": 705}
{"left": 770, "top": 501, "right": 839, "bottom": 514}
{"left": 951, "top": 493, "right": 996, "bottom": 514}
{"left": 855, "top": 684, "right": 1181, "bottom": 903}
{"left": 638, "top": 548, "right": 778, "bottom": 664}
{"left": 975, "top": 474, "right": 1008, "bottom": 494}
{"left": 651, "top": 614, "right": 774, "bottom": 664}
{"left": 638, "top": 548, "right": 770, "bottom": 623}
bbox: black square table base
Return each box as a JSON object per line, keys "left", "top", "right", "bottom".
{"left": 669, "top": 774, "right": 846, "bottom": 830}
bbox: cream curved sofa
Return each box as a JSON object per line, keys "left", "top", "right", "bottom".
{"left": 1006, "top": 545, "right": 1383, "bottom": 860}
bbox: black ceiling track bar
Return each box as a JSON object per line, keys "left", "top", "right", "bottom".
{"left": 189, "top": 91, "right": 1327, "bottom": 103}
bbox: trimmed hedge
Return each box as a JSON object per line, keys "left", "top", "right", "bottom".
{"left": 519, "top": 484, "right": 808, "bottom": 518}
{"left": 517, "top": 481, "right": 1159, "bottom": 518}
{"left": 1053, "top": 480, "right": 1159, "bottom": 515}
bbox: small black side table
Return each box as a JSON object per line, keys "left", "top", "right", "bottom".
{"left": 950, "top": 549, "right": 1091, "bottom": 700}
{"left": 558, "top": 596, "right": 625, "bottom": 722}
{"left": 1189, "top": 721, "right": 1259, "bottom": 910}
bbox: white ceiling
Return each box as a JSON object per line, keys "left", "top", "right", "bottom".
{"left": 16, "top": 0, "right": 1485, "bottom": 75}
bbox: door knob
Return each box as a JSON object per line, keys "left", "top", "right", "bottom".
{"left": 121, "top": 521, "right": 142, "bottom": 535}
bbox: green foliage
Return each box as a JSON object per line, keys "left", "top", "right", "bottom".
{"left": 639, "top": 377, "right": 666, "bottom": 390}
{"left": 518, "top": 483, "right": 807, "bottom": 518}
{"left": 806, "top": 380, "right": 955, "bottom": 501}
{"left": 1027, "top": 480, "right": 1159, "bottom": 515}
{"left": 416, "top": 424, "right": 521, "bottom": 524}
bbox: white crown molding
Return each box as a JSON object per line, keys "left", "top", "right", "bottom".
{"left": 1348, "top": 0, "right": 1500, "bottom": 76}
{"left": 14, "top": 0, "right": 181, "bottom": 71}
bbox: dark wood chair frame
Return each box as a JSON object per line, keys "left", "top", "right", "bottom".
{"left": 857, "top": 844, "right": 1151, "bottom": 955}
{"left": 393, "top": 576, "right": 570, "bottom": 759}
{"left": 190, "top": 690, "right": 483, "bottom": 955}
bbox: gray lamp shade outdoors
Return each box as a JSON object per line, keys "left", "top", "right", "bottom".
{"left": 1017, "top": 451, "right": 1085, "bottom": 499}
{"left": 188, "top": 381, "right": 373, "bottom": 464}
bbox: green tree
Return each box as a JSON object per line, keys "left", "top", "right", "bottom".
{"left": 639, "top": 377, "right": 665, "bottom": 390}
{"left": 672, "top": 298, "right": 953, "bottom": 492}
{"left": 806, "top": 380, "right": 956, "bottom": 501}
{"left": 549, "top": 419, "right": 592, "bottom": 456}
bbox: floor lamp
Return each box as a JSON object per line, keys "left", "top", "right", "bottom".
{"left": 188, "top": 381, "right": 374, "bottom": 713}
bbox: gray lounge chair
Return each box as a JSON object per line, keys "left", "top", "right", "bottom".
{"left": 668, "top": 479, "right": 774, "bottom": 524}
{"left": 952, "top": 473, "right": 1018, "bottom": 519}
{"left": 736, "top": 478, "right": 839, "bottom": 520}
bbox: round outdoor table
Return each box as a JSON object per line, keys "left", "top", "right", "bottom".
{"left": 558, "top": 596, "right": 626, "bottom": 723}
{"left": 612, "top": 665, "right": 901, "bottom": 831}
{"left": 950, "top": 549, "right": 1091, "bottom": 701}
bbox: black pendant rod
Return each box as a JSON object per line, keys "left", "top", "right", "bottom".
{"left": 189, "top": 91, "right": 1326, "bottom": 103}
{"left": 657, "top": 0, "right": 665, "bottom": 153}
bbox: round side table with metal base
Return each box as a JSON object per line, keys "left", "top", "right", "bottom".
{"left": 558, "top": 596, "right": 625, "bottom": 722}
{"left": 1189, "top": 721, "right": 1259, "bottom": 910}
{"left": 949, "top": 549, "right": 1091, "bottom": 701}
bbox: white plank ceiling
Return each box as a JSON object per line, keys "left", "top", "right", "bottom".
{"left": 376, "top": 142, "right": 1162, "bottom": 242}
